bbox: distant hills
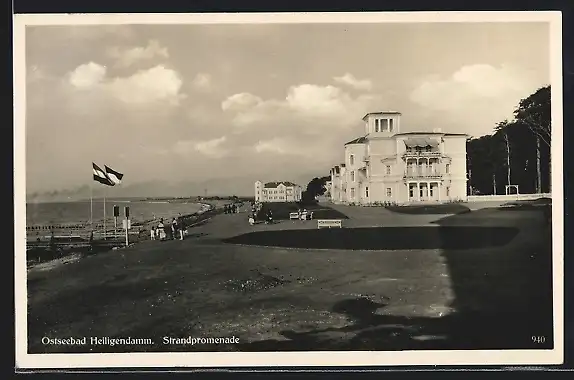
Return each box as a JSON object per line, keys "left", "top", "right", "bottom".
{"left": 25, "top": 172, "right": 322, "bottom": 203}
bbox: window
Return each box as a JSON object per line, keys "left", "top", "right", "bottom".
{"left": 350, "top": 188, "right": 355, "bottom": 198}
{"left": 389, "top": 119, "right": 394, "bottom": 132}
{"left": 446, "top": 187, "right": 450, "bottom": 196}
{"left": 386, "top": 165, "right": 391, "bottom": 175}
{"left": 386, "top": 187, "right": 392, "bottom": 197}
{"left": 420, "top": 187, "right": 424, "bottom": 197}
{"left": 409, "top": 184, "right": 415, "bottom": 198}
{"left": 351, "top": 171, "right": 355, "bottom": 182}
{"left": 365, "top": 187, "right": 369, "bottom": 197}
{"left": 381, "top": 119, "right": 389, "bottom": 131}
{"left": 446, "top": 164, "right": 450, "bottom": 174}
{"left": 375, "top": 119, "right": 379, "bottom": 132}
{"left": 350, "top": 154, "right": 355, "bottom": 165}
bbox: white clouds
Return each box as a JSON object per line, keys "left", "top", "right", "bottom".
{"left": 333, "top": 73, "right": 373, "bottom": 91}
{"left": 107, "top": 65, "right": 184, "bottom": 105}
{"left": 192, "top": 73, "right": 212, "bottom": 91}
{"left": 68, "top": 62, "right": 107, "bottom": 89}
{"left": 253, "top": 137, "right": 311, "bottom": 157}
{"left": 221, "top": 84, "right": 381, "bottom": 130}
{"left": 107, "top": 39, "right": 169, "bottom": 68}
{"left": 410, "top": 64, "right": 537, "bottom": 111}
{"left": 409, "top": 63, "right": 543, "bottom": 136}
{"left": 66, "top": 63, "right": 184, "bottom": 106}
{"left": 221, "top": 92, "right": 263, "bottom": 111}
{"left": 174, "top": 136, "right": 228, "bottom": 158}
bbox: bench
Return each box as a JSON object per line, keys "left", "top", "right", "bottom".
{"left": 317, "top": 219, "right": 343, "bottom": 229}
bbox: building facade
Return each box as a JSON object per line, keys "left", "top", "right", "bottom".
{"left": 254, "top": 181, "right": 303, "bottom": 203}
{"left": 330, "top": 111, "right": 468, "bottom": 205}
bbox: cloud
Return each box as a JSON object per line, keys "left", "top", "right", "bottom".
{"left": 192, "top": 73, "right": 212, "bottom": 90}
{"left": 409, "top": 63, "right": 543, "bottom": 136}
{"left": 66, "top": 63, "right": 185, "bottom": 106}
{"left": 253, "top": 137, "right": 312, "bottom": 157}
{"left": 221, "top": 92, "right": 263, "bottom": 111}
{"left": 222, "top": 84, "right": 381, "bottom": 130}
{"left": 106, "top": 39, "right": 169, "bottom": 68}
{"left": 333, "top": 73, "right": 373, "bottom": 91}
{"left": 174, "top": 136, "right": 228, "bottom": 158}
{"left": 68, "top": 62, "right": 107, "bottom": 88}
{"left": 107, "top": 65, "right": 184, "bottom": 105}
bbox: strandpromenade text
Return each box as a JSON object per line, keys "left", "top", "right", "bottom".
{"left": 42, "top": 336, "right": 240, "bottom": 347}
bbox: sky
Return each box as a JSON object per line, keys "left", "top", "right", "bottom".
{"left": 24, "top": 21, "right": 550, "bottom": 195}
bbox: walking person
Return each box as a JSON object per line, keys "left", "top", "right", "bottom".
{"left": 157, "top": 219, "right": 166, "bottom": 241}
{"left": 150, "top": 225, "right": 156, "bottom": 240}
{"left": 171, "top": 217, "right": 179, "bottom": 240}
{"left": 178, "top": 217, "right": 185, "bottom": 240}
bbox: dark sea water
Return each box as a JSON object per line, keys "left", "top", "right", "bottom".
{"left": 26, "top": 200, "right": 205, "bottom": 226}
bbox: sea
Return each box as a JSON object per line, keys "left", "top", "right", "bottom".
{"left": 25, "top": 199, "right": 207, "bottom": 227}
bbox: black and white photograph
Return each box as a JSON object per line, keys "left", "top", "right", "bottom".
{"left": 14, "top": 12, "right": 563, "bottom": 368}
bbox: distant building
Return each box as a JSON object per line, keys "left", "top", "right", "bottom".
{"left": 330, "top": 111, "right": 468, "bottom": 205}
{"left": 254, "top": 181, "right": 303, "bottom": 203}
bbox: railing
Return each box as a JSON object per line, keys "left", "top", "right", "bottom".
{"left": 403, "top": 171, "right": 444, "bottom": 179}
{"left": 403, "top": 151, "right": 443, "bottom": 158}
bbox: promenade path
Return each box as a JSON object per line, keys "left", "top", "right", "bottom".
{"left": 26, "top": 200, "right": 553, "bottom": 353}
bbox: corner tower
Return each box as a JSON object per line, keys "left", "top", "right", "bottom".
{"left": 363, "top": 111, "right": 402, "bottom": 137}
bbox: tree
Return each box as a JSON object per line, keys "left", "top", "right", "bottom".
{"left": 514, "top": 85, "right": 551, "bottom": 193}
{"left": 467, "top": 86, "right": 551, "bottom": 195}
{"left": 305, "top": 176, "right": 330, "bottom": 198}
{"left": 514, "top": 85, "right": 551, "bottom": 147}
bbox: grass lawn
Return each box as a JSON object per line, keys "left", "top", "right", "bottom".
{"left": 256, "top": 202, "right": 349, "bottom": 220}
{"left": 26, "top": 203, "right": 553, "bottom": 353}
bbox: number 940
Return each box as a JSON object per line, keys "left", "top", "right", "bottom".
{"left": 532, "top": 336, "right": 546, "bottom": 344}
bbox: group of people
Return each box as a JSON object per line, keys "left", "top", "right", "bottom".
{"left": 150, "top": 216, "right": 185, "bottom": 241}
{"left": 224, "top": 204, "right": 239, "bottom": 214}
{"left": 248, "top": 208, "right": 273, "bottom": 226}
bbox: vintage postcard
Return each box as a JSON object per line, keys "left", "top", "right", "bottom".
{"left": 14, "top": 11, "right": 563, "bottom": 369}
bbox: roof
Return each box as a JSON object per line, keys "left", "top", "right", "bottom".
{"left": 404, "top": 137, "right": 439, "bottom": 148}
{"left": 264, "top": 181, "right": 299, "bottom": 188}
{"left": 362, "top": 111, "right": 402, "bottom": 120}
{"left": 393, "top": 132, "right": 468, "bottom": 137}
{"left": 344, "top": 136, "right": 368, "bottom": 145}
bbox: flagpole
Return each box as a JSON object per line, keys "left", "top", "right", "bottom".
{"left": 104, "top": 188, "right": 107, "bottom": 240}
{"left": 90, "top": 183, "right": 93, "bottom": 226}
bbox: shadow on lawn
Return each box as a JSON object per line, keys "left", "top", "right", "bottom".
{"left": 222, "top": 226, "right": 519, "bottom": 250}
{"left": 232, "top": 206, "right": 554, "bottom": 351}
{"left": 385, "top": 203, "right": 471, "bottom": 215}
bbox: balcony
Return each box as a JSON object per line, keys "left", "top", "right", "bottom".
{"left": 403, "top": 170, "right": 444, "bottom": 180}
{"left": 402, "top": 150, "right": 443, "bottom": 159}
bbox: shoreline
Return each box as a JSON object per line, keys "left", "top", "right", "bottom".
{"left": 25, "top": 201, "right": 232, "bottom": 271}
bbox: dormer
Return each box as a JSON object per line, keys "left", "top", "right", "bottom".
{"left": 363, "top": 111, "right": 401, "bottom": 137}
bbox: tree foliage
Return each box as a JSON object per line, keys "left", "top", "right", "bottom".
{"left": 301, "top": 176, "right": 331, "bottom": 202}
{"left": 467, "top": 85, "right": 551, "bottom": 195}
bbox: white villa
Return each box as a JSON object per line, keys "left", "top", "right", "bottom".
{"left": 254, "top": 181, "right": 303, "bottom": 203}
{"left": 330, "top": 111, "right": 468, "bottom": 205}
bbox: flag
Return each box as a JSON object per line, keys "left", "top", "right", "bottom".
{"left": 105, "top": 165, "right": 124, "bottom": 185}
{"left": 93, "top": 163, "right": 115, "bottom": 186}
